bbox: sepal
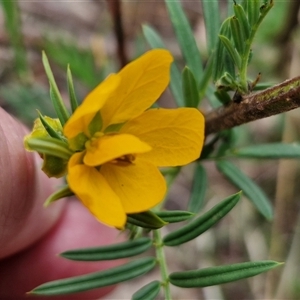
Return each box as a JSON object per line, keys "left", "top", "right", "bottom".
{"left": 24, "top": 116, "right": 63, "bottom": 151}
{"left": 42, "top": 155, "right": 68, "bottom": 178}
{"left": 26, "top": 137, "right": 73, "bottom": 160}
{"left": 44, "top": 185, "right": 73, "bottom": 206}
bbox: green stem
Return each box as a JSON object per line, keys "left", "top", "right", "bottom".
{"left": 239, "top": 0, "right": 274, "bottom": 92}
{"left": 153, "top": 229, "right": 172, "bottom": 300}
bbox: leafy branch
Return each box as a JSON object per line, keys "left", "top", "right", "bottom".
{"left": 205, "top": 76, "right": 300, "bottom": 136}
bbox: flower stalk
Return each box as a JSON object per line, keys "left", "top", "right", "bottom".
{"left": 153, "top": 229, "right": 172, "bottom": 300}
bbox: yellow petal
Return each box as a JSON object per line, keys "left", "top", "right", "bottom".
{"left": 100, "top": 49, "right": 173, "bottom": 129}
{"left": 101, "top": 159, "right": 166, "bottom": 213}
{"left": 84, "top": 133, "right": 152, "bottom": 166}
{"left": 120, "top": 108, "right": 205, "bottom": 166}
{"left": 68, "top": 151, "right": 85, "bottom": 167}
{"left": 67, "top": 158, "right": 126, "bottom": 228}
{"left": 64, "top": 74, "right": 120, "bottom": 139}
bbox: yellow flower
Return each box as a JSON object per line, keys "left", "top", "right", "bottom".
{"left": 63, "top": 49, "right": 205, "bottom": 228}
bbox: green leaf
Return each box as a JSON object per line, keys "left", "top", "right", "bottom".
{"left": 247, "top": 0, "right": 260, "bottom": 27}
{"left": 169, "top": 261, "right": 283, "bottom": 288}
{"left": 132, "top": 281, "right": 161, "bottom": 300}
{"left": 142, "top": 24, "right": 165, "bottom": 48}
{"left": 198, "top": 54, "right": 214, "bottom": 101}
{"left": 217, "top": 129, "right": 238, "bottom": 156}
{"left": 253, "top": 82, "right": 273, "bottom": 90}
{"left": 216, "top": 160, "right": 273, "bottom": 219}
{"left": 241, "top": 0, "right": 248, "bottom": 12}
{"left": 212, "top": 17, "right": 234, "bottom": 81}
{"left": 49, "top": 86, "right": 68, "bottom": 126}
{"left": 127, "top": 211, "right": 168, "bottom": 229}
{"left": 38, "top": 112, "right": 65, "bottom": 141}
{"left": 182, "top": 67, "right": 199, "bottom": 108}
{"left": 163, "top": 192, "right": 241, "bottom": 246}
{"left": 230, "top": 16, "right": 244, "bottom": 55}
{"left": 30, "top": 257, "right": 157, "bottom": 296}
{"left": 43, "top": 38, "right": 102, "bottom": 88}
{"left": 187, "top": 163, "right": 207, "bottom": 214}
{"left": 233, "top": 3, "right": 250, "bottom": 40}
{"left": 67, "top": 65, "right": 79, "bottom": 113}
{"left": 26, "top": 137, "right": 73, "bottom": 160}
{"left": 219, "top": 35, "right": 241, "bottom": 70}
{"left": 156, "top": 210, "right": 194, "bottom": 223}
{"left": 214, "top": 89, "right": 232, "bottom": 106}
{"left": 60, "top": 237, "right": 152, "bottom": 261}
{"left": 44, "top": 185, "right": 73, "bottom": 206}
{"left": 202, "top": 0, "right": 220, "bottom": 52}
{"left": 231, "top": 143, "right": 300, "bottom": 159}
{"left": 219, "top": 72, "right": 237, "bottom": 87}
{"left": 42, "top": 52, "right": 70, "bottom": 126}
{"left": 142, "top": 24, "right": 184, "bottom": 107}
{"left": 165, "top": 0, "right": 203, "bottom": 83}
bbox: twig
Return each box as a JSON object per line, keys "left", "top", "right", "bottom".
{"left": 106, "top": 0, "right": 128, "bottom": 67}
{"left": 274, "top": 1, "right": 300, "bottom": 75}
{"left": 275, "top": 1, "right": 300, "bottom": 46}
{"left": 205, "top": 76, "right": 300, "bottom": 136}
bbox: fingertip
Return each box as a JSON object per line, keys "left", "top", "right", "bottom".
{"left": 0, "top": 108, "right": 65, "bottom": 259}
{"left": 0, "top": 200, "right": 125, "bottom": 299}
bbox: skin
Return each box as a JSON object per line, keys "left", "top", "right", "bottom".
{"left": 0, "top": 108, "right": 124, "bottom": 299}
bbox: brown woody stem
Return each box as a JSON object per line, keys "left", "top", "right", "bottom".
{"left": 205, "top": 76, "right": 300, "bottom": 136}
{"left": 106, "top": 0, "right": 128, "bottom": 67}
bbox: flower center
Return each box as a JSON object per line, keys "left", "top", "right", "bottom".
{"left": 110, "top": 154, "right": 136, "bottom": 166}
{"left": 85, "top": 132, "right": 138, "bottom": 166}
{"left": 85, "top": 132, "right": 104, "bottom": 151}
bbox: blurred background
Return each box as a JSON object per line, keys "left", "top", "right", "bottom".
{"left": 1, "top": 1, "right": 300, "bottom": 299}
